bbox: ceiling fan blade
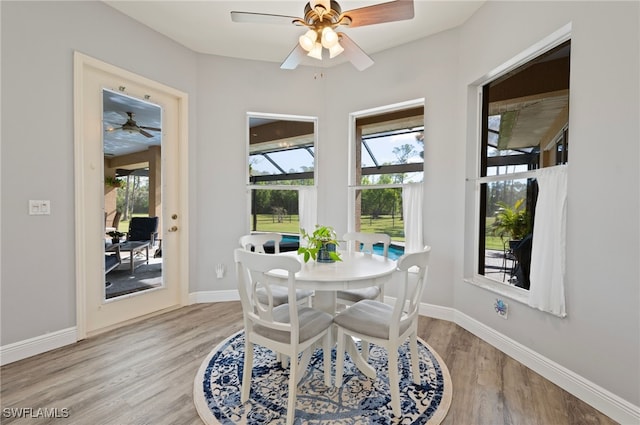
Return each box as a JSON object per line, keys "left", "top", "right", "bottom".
{"left": 281, "top": 44, "right": 307, "bottom": 70}
{"left": 231, "top": 11, "right": 302, "bottom": 25}
{"left": 139, "top": 129, "right": 154, "bottom": 138}
{"left": 342, "top": 0, "right": 414, "bottom": 28}
{"left": 338, "top": 33, "right": 374, "bottom": 71}
{"left": 139, "top": 126, "right": 162, "bottom": 132}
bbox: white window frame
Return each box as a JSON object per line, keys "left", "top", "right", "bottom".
{"left": 347, "top": 99, "right": 425, "bottom": 235}
{"left": 245, "top": 112, "right": 318, "bottom": 235}
{"left": 463, "top": 24, "right": 572, "bottom": 305}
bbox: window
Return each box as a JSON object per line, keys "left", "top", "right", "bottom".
{"left": 350, "top": 103, "right": 424, "bottom": 251}
{"left": 247, "top": 115, "right": 315, "bottom": 235}
{"left": 477, "top": 40, "right": 570, "bottom": 290}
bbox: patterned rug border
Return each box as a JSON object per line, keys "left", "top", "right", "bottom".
{"left": 194, "top": 330, "right": 452, "bottom": 424}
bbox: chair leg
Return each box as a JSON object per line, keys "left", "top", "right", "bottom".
{"left": 334, "top": 328, "right": 346, "bottom": 387}
{"left": 278, "top": 353, "right": 289, "bottom": 368}
{"left": 388, "top": 347, "right": 401, "bottom": 417}
{"left": 242, "top": 341, "right": 254, "bottom": 403}
{"left": 296, "top": 349, "right": 313, "bottom": 385}
{"left": 361, "top": 340, "right": 370, "bottom": 361}
{"left": 286, "top": 356, "right": 298, "bottom": 425}
{"left": 323, "top": 332, "right": 332, "bottom": 387}
{"left": 409, "top": 334, "right": 420, "bottom": 383}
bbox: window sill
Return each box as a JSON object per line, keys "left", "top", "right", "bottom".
{"left": 463, "top": 275, "right": 529, "bottom": 305}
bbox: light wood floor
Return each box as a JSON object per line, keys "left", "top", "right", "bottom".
{"left": 1, "top": 302, "right": 617, "bottom": 425}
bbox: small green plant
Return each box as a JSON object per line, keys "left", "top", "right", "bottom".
{"left": 104, "top": 176, "right": 123, "bottom": 188}
{"left": 297, "top": 225, "right": 342, "bottom": 263}
{"left": 491, "top": 199, "right": 531, "bottom": 241}
{"left": 107, "top": 230, "right": 126, "bottom": 239}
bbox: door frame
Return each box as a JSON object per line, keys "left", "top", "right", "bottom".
{"left": 73, "top": 52, "right": 189, "bottom": 339}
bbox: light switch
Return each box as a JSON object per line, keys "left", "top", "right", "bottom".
{"left": 29, "top": 200, "right": 51, "bottom": 215}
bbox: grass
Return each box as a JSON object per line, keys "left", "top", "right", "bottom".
{"left": 252, "top": 214, "right": 405, "bottom": 242}
{"left": 120, "top": 213, "right": 497, "bottom": 249}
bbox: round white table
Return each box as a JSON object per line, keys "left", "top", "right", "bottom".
{"left": 269, "top": 250, "right": 397, "bottom": 379}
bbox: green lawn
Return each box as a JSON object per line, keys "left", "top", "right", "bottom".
{"left": 121, "top": 213, "right": 497, "bottom": 249}
{"left": 253, "top": 214, "right": 405, "bottom": 242}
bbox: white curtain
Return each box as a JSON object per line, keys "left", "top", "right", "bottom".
{"left": 528, "top": 165, "right": 568, "bottom": 317}
{"left": 298, "top": 187, "right": 317, "bottom": 247}
{"left": 402, "top": 182, "right": 424, "bottom": 253}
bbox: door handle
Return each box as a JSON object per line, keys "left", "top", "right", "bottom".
{"left": 168, "top": 226, "right": 178, "bottom": 232}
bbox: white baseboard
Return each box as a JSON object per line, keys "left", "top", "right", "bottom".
{"left": 189, "top": 289, "right": 239, "bottom": 304}
{"left": 453, "top": 310, "right": 640, "bottom": 425}
{"left": 0, "top": 327, "right": 77, "bottom": 366}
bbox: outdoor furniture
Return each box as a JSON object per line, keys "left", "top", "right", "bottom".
{"left": 234, "top": 248, "right": 332, "bottom": 425}
{"left": 106, "top": 241, "right": 150, "bottom": 274}
{"left": 337, "top": 232, "right": 391, "bottom": 305}
{"left": 105, "top": 244, "right": 122, "bottom": 274}
{"left": 333, "top": 246, "right": 431, "bottom": 417}
{"left": 127, "top": 216, "right": 159, "bottom": 247}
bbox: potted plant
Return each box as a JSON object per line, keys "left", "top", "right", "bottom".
{"left": 104, "top": 176, "right": 123, "bottom": 188}
{"left": 491, "top": 199, "right": 531, "bottom": 246}
{"left": 107, "top": 230, "right": 126, "bottom": 244}
{"left": 297, "top": 225, "right": 342, "bottom": 263}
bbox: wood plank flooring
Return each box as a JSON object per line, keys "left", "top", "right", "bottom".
{"left": 0, "top": 302, "right": 618, "bottom": 424}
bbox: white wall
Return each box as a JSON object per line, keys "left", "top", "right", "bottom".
{"left": 457, "top": 0, "right": 639, "bottom": 408}
{"left": 193, "top": 54, "right": 326, "bottom": 292}
{"left": 0, "top": 1, "right": 198, "bottom": 344}
{"left": 1, "top": 0, "right": 638, "bottom": 417}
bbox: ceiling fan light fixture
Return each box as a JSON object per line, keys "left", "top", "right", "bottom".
{"left": 298, "top": 29, "right": 317, "bottom": 52}
{"left": 329, "top": 41, "right": 344, "bottom": 58}
{"left": 307, "top": 42, "right": 323, "bottom": 60}
{"left": 310, "top": 0, "right": 331, "bottom": 15}
{"left": 321, "top": 26, "right": 339, "bottom": 48}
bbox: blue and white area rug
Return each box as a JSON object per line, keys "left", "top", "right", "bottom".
{"left": 194, "top": 331, "right": 452, "bottom": 424}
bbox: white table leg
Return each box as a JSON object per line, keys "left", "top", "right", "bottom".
{"left": 345, "top": 337, "right": 376, "bottom": 379}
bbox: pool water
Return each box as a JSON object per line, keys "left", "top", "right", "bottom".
{"left": 281, "top": 235, "right": 404, "bottom": 260}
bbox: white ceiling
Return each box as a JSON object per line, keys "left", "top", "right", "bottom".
{"left": 103, "top": 0, "right": 484, "bottom": 68}
{"left": 102, "top": 1, "right": 484, "bottom": 158}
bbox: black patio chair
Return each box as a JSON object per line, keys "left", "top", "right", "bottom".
{"left": 127, "top": 216, "right": 159, "bottom": 247}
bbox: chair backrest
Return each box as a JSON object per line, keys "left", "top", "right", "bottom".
{"left": 343, "top": 232, "right": 391, "bottom": 257}
{"left": 234, "top": 248, "right": 302, "bottom": 342}
{"left": 390, "top": 246, "right": 431, "bottom": 337}
{"left": 239, "top": 233, "right": 283, "bottom": 254}
{"left": 128, "top": 217, "right": 159, "bottom": 242}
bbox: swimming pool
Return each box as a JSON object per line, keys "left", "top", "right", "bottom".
{"left": 281, "top": 235, "right": 404, "bottom": 260}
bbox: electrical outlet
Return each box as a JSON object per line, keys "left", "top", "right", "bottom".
{"left": 494, "top": 298, "right": 508, "bottom": 319}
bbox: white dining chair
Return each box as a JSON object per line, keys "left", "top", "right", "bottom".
{"left": 333, "top": 246, "right": 431, "bottom": 417}
{"left": 234, "top": 248, "right": 332, "bottom": 425}
{"left": 239, "top": 233, "right": 313, "bottom": 306}
{"left": 337, "top": 232, "right": 391, "bottom": 305}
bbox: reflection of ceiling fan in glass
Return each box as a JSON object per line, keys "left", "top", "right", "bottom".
{"left": 231, "top": 0, "right": 414, "bottom": 71}
{"left": 107, "top": 112, "right": 161, "bottom": 138}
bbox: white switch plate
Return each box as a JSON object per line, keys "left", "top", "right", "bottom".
{"left": 29, "top": 200, "right": 51, "bottom": 215}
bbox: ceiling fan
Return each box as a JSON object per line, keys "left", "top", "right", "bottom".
{"left": 107, "top": 112, "right": 161, "bottom": 138}
{"left": 231, "top": 0, "right": 414, "bottom": 71}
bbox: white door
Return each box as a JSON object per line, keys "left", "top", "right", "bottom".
{"left": 74, "top": 53, "right": 189, "bottom": 337}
